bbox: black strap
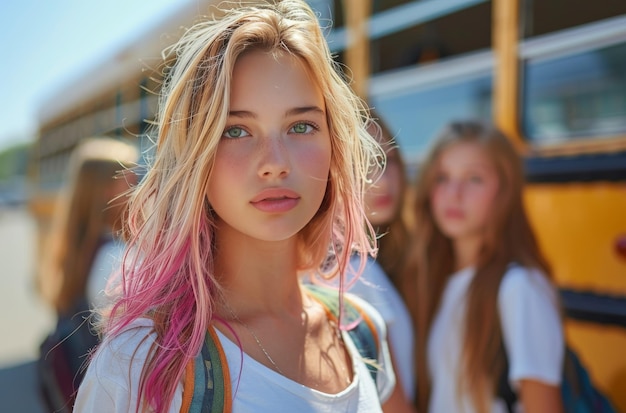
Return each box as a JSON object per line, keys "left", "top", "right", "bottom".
{"left": 497, "top": 354, "right": 517, "bottom": 413}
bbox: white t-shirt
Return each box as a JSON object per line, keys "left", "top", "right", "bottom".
{"left": 74, "top": 294, "right": 395, "bottom": 413}
{"left": 86, "top": 238, "right": 125, "bottom": 308}
{"left": 339, "top": 256, "right": 415, "bottom": 400}
{"left": 427, "top": 265, "right": 564, "bottom": 413}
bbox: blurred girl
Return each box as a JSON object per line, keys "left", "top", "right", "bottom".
{"left": 75, "top": 1, "right": 413, "bottom": 412}
{"left": 37, "top": 136, "right": 138, "bottom": 412}
{"left": 39, "top": 136, "right": 138, "bottom": 315}
{"left": 402, "top": 121, "right": 564, "bottom": 413}
{"left": 309, "top": 112, "right": 415, "bottom": 402}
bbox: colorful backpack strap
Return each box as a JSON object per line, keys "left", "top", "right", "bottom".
{"left": 182, "top": 285, "right": 380, "bottom": 413}
{"left": 304, "top": 283, "right": 380, "bottom": 384}
{"left": 181, "top": 327, "right": 232, "bottom": 413}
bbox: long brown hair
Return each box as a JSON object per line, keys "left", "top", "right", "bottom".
{"left": 402, "top": 120, "right": 553, "bottom": 413}
{"left": 367, "top": 109, "right": 410, "bottom": 288}
{"left": 38, "top": 137, "right": 138, "bottom": 315}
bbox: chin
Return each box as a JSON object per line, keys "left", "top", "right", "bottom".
{"left": 368, "top": 212, "right": 394, "bottom": 227}
{"left": 438, "top": 224, "right": 471, "bottom": 240}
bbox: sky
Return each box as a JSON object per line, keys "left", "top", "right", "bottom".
{"left": 0, "top": 0, "right": 194, "bottom": 152}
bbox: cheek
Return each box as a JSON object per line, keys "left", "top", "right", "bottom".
{"left": 206, "top": 153, "right": 239, "bottom": 204}
{"left": 387, "top": 166, "right": 403, "bottom": 200}
{"left": 429, "top": 186, "right": 445, "bottom": 214}
{"left": 298, "top": 141, "right": 331, "bottom": 181}
{"left": 472, "top": 185, "right": 500, "bottom": 219}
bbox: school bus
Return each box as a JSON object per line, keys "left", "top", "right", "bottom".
{"left": 29, "top": 0, "right": 626, "bottom": 408}
{"left": 27, "top": 4, "right": 201, "bottom": 256}
{"left": 334, "top": 0, "right": 626, "bottom": 408}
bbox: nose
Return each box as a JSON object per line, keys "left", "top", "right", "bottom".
{"left": 258, "top": 136, "right": 290, "bottom": 178}
{"left": 444, "top": 179, "right": 463, "bottom": 198}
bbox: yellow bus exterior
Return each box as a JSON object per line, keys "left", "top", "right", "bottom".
{"left": 341, "top": 0, "right": 626, "bottom": 409}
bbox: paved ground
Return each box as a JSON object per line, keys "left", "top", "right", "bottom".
{"left": 0, "top": 206, "right": 55, "bottom": 412}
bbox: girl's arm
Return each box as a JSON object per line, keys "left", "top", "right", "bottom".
{"left": 382, "top": 348, "right": 418, "bottom": 413}
{"left": 382, "top": 380, "right": 418, "bottom": 413}
{"left": 498, "top": 266, "right": 565, "bottom": 413}
{"left": 375, "top": 306, "right": 417, "bottom": 413}
{"left": 518, "top": 379, "right": 563, "bottom": 413}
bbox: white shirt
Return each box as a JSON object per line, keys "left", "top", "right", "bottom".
{"left": 427, "top": 265, "right": 564, "bottom": 413}
{"left": 74, "top": 294, "right": 395, "bottom": 413}
{"left": 340, "top": 256, "right": 415, "bottom": 400}
{"left": 86, "top": 238, "right": 125, "bottom": 308}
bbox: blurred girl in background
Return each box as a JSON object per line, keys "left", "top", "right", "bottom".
{"left": 402, "top": 120, "right": 564, "bottom": 413}
{"left": 39, "top": 137, "right": 138, "bottom": 313}
{"left": 37, "top": 137, "right": 138, "bottom": 412}
{"left": 307, "top": 110, "right": 415, "bottom": 404}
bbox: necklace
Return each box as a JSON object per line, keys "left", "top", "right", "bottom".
{"left": 221, "top": 299, "right": 351, "bottom": 384}
{"left": 223, "top": 305, "right": 284, "bottom": 375}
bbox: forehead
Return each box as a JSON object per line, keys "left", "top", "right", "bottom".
{"left": 230, "top": 50, "right": 324, "bottom": 108}
{"left": 437, "top": 141, "right": 495, "bottom": 170}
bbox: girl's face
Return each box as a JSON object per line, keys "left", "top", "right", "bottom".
{"left": 207, "top": 50, "right": 332, "bottom": 243}
{"left": 430, "top": 142, "right": 500, "bottom": 243}
{"left": 364, "top": 146, "right": 402, "bottom": 227}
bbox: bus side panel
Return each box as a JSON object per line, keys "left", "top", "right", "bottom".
{"left": 524, "top": 183, "right": 626, "bottom": 293}
{"left": 525, "top": 182, "right": 626, "bottom": 410}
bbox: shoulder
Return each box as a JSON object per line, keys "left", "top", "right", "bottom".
{"left": 497, "top": 264, "right": 561, "bottom": 325}
{"left": 499, "top": 264, "right": 558, "bottom": 305}
{"left": 497, "top": 265, "right": 564, "bottom": 385}
{"left": 89, "top": 318, "right": 157, "bottom": 379}
{"left": 80, "top": 317, "right": 162, "bottom": 399}
{"left": 93, "top": 239, "right": 125, "bottom": 265}
{"left": 346, "top": 255, "right": 388, "bottom": 287}
{"left": 75, "top": 318, "right": 186, "bottom": 413}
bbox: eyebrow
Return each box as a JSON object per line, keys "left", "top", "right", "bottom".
{"left": 228, "top": 106, "right": 325, "bottom": 118}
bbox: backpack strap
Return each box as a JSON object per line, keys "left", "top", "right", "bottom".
{"left": 181, "top": 327, "right": 232, "bottom": 413}
{"left": 496, "top": 348, "right": 517, "bottom": 413}
{"left": 181, "top": 284, "right": 380, "bottom": 413}
{"left": 303, "top": 283, "right": 380, "bottom": 384}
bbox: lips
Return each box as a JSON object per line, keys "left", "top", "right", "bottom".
{"left": 443, "top": 208, "right": 465, "bottom": 219}
{"left": 250, "top": 188, "right": 300, "bottom": 213}
{"left": 372, "top": 194, "right": 393, "bottom": 208}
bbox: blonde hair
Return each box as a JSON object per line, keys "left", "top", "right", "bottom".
{"left": 402, "top": 120, "right": 553, "bottom": 413}
{"left": 102, "top": 1, "right": 381, "bottom": 411}
{"left": 38, "top": 137, "right": 138, "bottom": 314}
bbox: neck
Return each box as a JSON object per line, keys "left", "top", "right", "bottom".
{"left": 453, "top": 234, "right": 483, "bottom": 271}
{"left": 213, "top": 225, "right": 305, "bottom": 317}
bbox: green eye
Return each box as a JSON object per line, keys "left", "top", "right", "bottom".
{"left": 292, "top": 123, "right": 311, "bottom": 134}
{"left": 223, "top": 127, "right": 248, "bottom": 139}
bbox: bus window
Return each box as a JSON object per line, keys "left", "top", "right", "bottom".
{"left": 325, "top": 1, "right": 491, "bottom": 73}
{"left": 522, "top": 41, "right": 626, "bottom": 145}
{"left": 369, "top": 52, "right": 493, "bottom": 166}
{"left": 373, "top": 1, "right": 491, "bottom": 73}
{"left": 523, "top": 0, "right": 626, "bottom": 38}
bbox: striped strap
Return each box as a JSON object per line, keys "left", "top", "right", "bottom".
{"left": 181, "top": 327, "right": 232, "bottom": 413}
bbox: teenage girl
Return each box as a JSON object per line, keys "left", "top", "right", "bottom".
{"left": 75, "top": 1, "right": 413, "bottom": 412}
{"left": 38, "top": 136, "right": 138, "bottom": 315}
{"left": 402, "top": 120, "right": 564, "bottom": 413}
